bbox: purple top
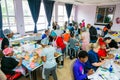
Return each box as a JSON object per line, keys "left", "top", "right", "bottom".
{"left": 73, "top": 59, "right": 87, "bottom": 80}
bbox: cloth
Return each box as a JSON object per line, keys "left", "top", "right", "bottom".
{"left": 89, "top": 26, "right": 98, "bottom": 43}
{"left": 1, "top": 37, "right": 9, "bottom": 50}
{"left": 85, "top": 50, "right": 99, "bottom": 71}
{"left": 1, "top": 56, "right": 19, "bottom": 75}
{"left": 56, "top": 36, "right": 66, "bottom": 50}
{"left": 73, "top": 59, "right": 87, "bottom": 80}
{"left": 41, "top": 46, "right": 57, "bottom": 69}
{"left": 3, "top": 47, "right": 13, "bottom": 56}
{"left": 44, "top": 66, "right": 58, "bottom": 80}
{"left": 69, "top": 38, "right": 78, "bottom": 49}
{"left": 3, "top": 29, "right": 12, "bottom": 36}
{"left": 81, "top": 32, "right": 90, "bottom": 50}
{"left": 50, "top": 31, "right": 57, "bottom": 37}
{"left": 63, "top": 33, "right": 70, "bottom": 42}
{"left": 42, "top": 34, "right": 47, "bottom": 39}
{"left": 98, "top": 48, "right": 107, "bottom": 58}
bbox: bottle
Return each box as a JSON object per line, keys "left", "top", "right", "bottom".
{"left": 109, "top": 65, "right": 113, "bottom": 73}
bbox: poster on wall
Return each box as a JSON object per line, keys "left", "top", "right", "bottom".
{"left": 116, "top": 17, "right": 120, "bottom": 24}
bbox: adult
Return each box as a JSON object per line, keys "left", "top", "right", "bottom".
{"left": 87, "top": 24, "right": 98, "bottom": 43}
{"left": 103, "top": 21, "right": 113, "bottom": 37}
{"left": 1, "top": 29, "right": 14, "bottom": 50}
{"left": 41, "top": 38, "right": 58, "bottom": 80}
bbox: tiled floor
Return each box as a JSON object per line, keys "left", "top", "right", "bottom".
{"left": 18, "top": 58, "right": 76, "bottom": 80}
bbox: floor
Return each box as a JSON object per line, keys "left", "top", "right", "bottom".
{"left": 18, "top": 58, "right": 76, "bottom": 80}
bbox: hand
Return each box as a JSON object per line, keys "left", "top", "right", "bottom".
{"left": 110, "top": 48, "right": 115, "bottom": 50}
{"left": 87, "top": 69, "right": 94, "bottom": 76}
{"left": 107, "top": 54, "right": 114, "bottom": 59}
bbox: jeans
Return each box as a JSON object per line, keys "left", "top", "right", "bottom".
{"left": 44, "top": 66, "right": 58, "bottom": 80}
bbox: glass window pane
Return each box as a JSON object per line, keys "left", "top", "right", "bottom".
{"left": 6, "top": 0, "right": 15, "bottom": 16}
{"left": 97, "top": 8, "right": 105, "bottom": 23}
{"left": 10, "top": 26, "right": 17, "bottom": 33}
{"left": 25, "top": 25, "right": 34, "bottom": 32}
{"left": 40, "top": 3, "right": 45, "bottom": 16}
{"left": 2, "top": 16, "right": 8, "bottom": 26}
{"left": 58, "top": 5, "right": 64, "bottom": 16}
{"left": 58, "top": 16, "right": 64, "bottom": 22}
{"left": 38, "top": 16, "right": 45, "bottom": 24}
{"left": 1, "top": 0, "right": 7, "bottom": 15}
{"left": 9, "top": 17, "right": 16, "bottom": 25}
{"left": 24, "top": 17, "right": 34, "bottom": 25}
{"left": 58, "top": 22, "right": 64, "bottom": 26}
{"left": 37, "top": 24, "right": 46, "bottom": 30}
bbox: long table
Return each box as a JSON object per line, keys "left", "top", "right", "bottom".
{"left": 13, "top": 43, "right": 62, "bottom": 80}
{"left": 88, "top": 49, "right": 120, "bottom": 80}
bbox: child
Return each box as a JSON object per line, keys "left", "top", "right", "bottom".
{"left": 69, "top": 33, "right": 80, "bottom": 59}
{"left": 1, "top": 48, "right": 25, "bottom": 75}
{"left": 73, "top": 51, "right": 94, "bottom": 80}
{"left": 98, "top": 42, "right": 114, "bottom": 60}
{"left": 85, "top": 43, "right": 105, "bottom": 71}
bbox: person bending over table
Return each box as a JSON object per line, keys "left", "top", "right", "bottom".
{"left": 1, "top": 29, "right": 14, "bottom": 50}
{"left": 98, "top": 42, "right": 114, "bottom": 60}
{"left": 1, "top": 48, "right": 25, "bottom": 75}
{"left": 85, "top": 43, "right": 105, "bottom": 71}
{"left": 73, "top": 51, "right": 94, "bottom": 80}
{"left": 41, "top": 38, "right": 58, "bottom": 80}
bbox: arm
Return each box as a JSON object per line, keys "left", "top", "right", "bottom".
{"left": 41, "top": 56, "right": 47, "bottom": 62}
{"left": 17, "top": 58, "right": 22, "bottom": 67}
{"left": 92, "top": 60, "right": 105, "bottom": 67}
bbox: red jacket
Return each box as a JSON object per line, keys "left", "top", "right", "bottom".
{"left": 56, "top": 37, "right": 66, "bottom": 50}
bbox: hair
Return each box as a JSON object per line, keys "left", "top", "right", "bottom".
{"left": 90, "top": 43, "right": 100, "bottom": 49}
{"left": 104, "top": 37, "right": 111, "bottom": 41}
{"left": 70, "top": 33, "right": 74, "bottom": 38}
{"left": 69, "top": 23, "right": 73, "bottom": 26}
{"left": 78, "top": 51, "right": 88, "bottom": 58}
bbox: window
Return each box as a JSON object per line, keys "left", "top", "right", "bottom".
{"left": 58, "top": 5, "right": 67, "bottom": 26}
{"left": 95, "top": 5, "right": 116, "bottom": 25}
{"left": 22, "top": 0, "right": 47, "bottom": 32}
{"left": 1, "top": 0, "right": 17, "bottom": 33}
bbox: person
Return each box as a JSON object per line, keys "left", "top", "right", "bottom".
{"left": 0, "top": 69, "right": 7, "bottom": 80}
{"left": 102, "top": 21, "right": 113, "bottom": 36}
{"left": 81, "top": 19, "right": 85, "bottom": 30}
{"left": 51, "top": 31, "right": 66, "bottom": 67}
{"left": 41, "top": 38, "right": 58, "bottom": 80}
{"left": 62, "top": 29, "right": 70, "bottom": 43}
{"left": 63, "top": 21, "right": 68, "bottom": 32}
{"left": 81, "top": 28, "right": 90, "bottom": 51}
{"left": 67, "top": 23, "right": 74, "bottom": 34}
{"left": 69, "top": 33, "right": 80, "bottom": 59}
{"left": 1, "top": 29, "right": 14, "bottom": 50}
{"left": 98, "top": 42, "right": 114, "bottom": 60}
{"left": 87, "top": 24, "right": 98, "bottom": 43}
{"left": 41, "top": 30, "right": 50, "bottom": 39}
{"left": 73, "top": 51, "right": 94, "bottom": 80}
{"left": 1, "top": 48, "right": 25, "bottom": 75}
{"left": 104, "top": 37, "right": 118, "bottom": 49}
{"left": 52, "top": 22, "right": 60, "bottom": 30}
{"left": 85, "top": 43, "right": 105, "bottom": 71}
{"left": 74, "top": 24, "right": 79, "bottom": 36}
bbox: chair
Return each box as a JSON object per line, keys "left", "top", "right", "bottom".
{"left": 6, "top": 72, "right": 22, "bottom": 80}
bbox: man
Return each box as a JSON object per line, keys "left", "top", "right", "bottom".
{"left": 41, "top": 30, "right": 50, "bottom": 39}
{"left": 87, "top": 24, "right": 98, "bottom": 43}
{"left": 73, "top": 51, "right": 94, "bottom": 80}
{"left": 103, "top": 22, "right": 113, "bottom": 37}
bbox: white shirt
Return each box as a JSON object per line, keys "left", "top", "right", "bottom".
{"left": 41, "top": 46, "right": 57, "bottom": 68}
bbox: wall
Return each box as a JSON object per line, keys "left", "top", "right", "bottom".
{"left": 75, "top": 4, "right": 120, "bottom": 31}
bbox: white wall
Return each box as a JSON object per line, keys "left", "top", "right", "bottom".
{"left": 75, "top": 4, "right": 120, "bottom": 31}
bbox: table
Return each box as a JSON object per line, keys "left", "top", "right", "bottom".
{"left": 88, "top": 49, "right": 120, "bottom": 80}
{"left": 13, "top": 43, "right": 62, "bottom": 80}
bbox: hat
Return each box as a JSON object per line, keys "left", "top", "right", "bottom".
{"left": 3, "top": 29, "right": 13, "bottom": 36}
{"left": 3, "top": 48, "right": 13, "bottom": 56}
{"left": 50, "top": 31, "right": 57, "bottom": 37}
{"left": 41, "top": 38, "right": 49, "bottom": 45}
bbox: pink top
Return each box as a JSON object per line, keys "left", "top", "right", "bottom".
{"left": 82, "top": 22, "right": 85, "bottom": 27}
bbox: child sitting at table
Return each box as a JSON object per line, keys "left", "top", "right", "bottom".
{"left": 1, "top": 48, "right": 25, "bottom": 75}
{"left": 73, "top": 51, "right": 94, "bottom": 80}
{"left": 98, "top": 42, "right": 114, "bottom": 60}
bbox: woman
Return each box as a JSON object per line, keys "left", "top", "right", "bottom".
{"left": 1, "top": 47, "right": 25, "bottom": 75}
{"left": 85, "top": 43, "right": 105, "bottom": 71}
{"left": 41, "top": 38, "right": 58, "bottom": 80}
{"left": 81, "top": 28, "right": 90, "bottom": 51}
{"left": 1, "top": 29, "right": 14, "bottom": 50}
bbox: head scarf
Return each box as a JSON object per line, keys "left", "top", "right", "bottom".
{"left": 3, "top": 48, "right": 13, "bottom": 56}
{"left": 3, "top": 29, "right": 13, "bottom": 36}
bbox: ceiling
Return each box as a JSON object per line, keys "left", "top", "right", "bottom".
{"left": 53, "top": 0, "right": 120, "bottom": 5}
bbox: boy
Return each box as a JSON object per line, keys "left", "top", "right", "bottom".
{"left": 73, "top": 51, "right": 94, "bottom": 80}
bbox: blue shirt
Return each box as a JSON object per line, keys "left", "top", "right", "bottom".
{"left": 85, "top": 50, "right": 99, "bottom": 71}
{"left": 42, "top": 34, "right": 47, "bottom": 39}
{"left": 73, "top": 59, "right": 87, "bottom": 80}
